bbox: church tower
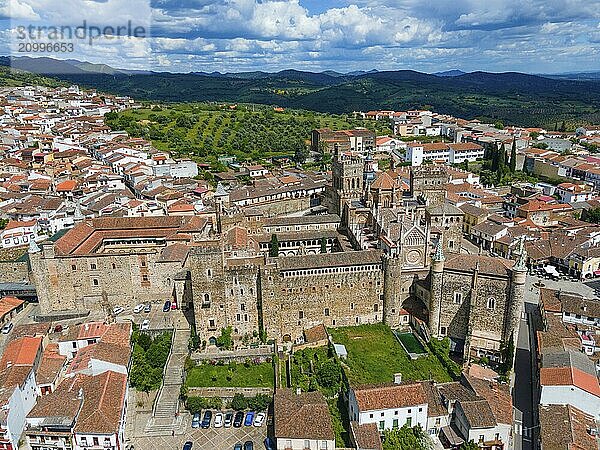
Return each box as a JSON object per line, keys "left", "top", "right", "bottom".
{"left": 331, "top": 150, "right": 364, "bottom": 218}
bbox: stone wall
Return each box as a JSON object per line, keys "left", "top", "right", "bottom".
{"left": 191, "top": 345, "right": 273, "bottom": 364}
{"left": 432, "top": 267, "right": 513, "bottom": 358}
{"left": 260, "top": 263, "right": 384, "bottom": 341}
{"left": 30, "top": 243, "right": 184, "bottom": 314}
{"left": 188, "top": 246, "right": 261, "bottom": 342}
{"left": 187, "top": 387, "right": 273, "bottom": 399}
{"left": 0, "top": 261, "right": 30, "bottom": 283}
{"left": 240, "top": 197, "right": 311, "bottom": 218}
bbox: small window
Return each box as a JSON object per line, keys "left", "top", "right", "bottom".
{"left": 350, "top": 303, "right": 355, "bottom": 310}
{"left": 374, "top": 304, "right": 379, "bottom": 312}
{"left": 112, "top": 263, "right": 116, "bottom": 269}
{"left": 406, "top": 417, "right": 412, "bottom": 427}
{"left": 324, "top": 308, "right": 330, "bottom": 317}
{"left": 71, "top": 264, "right": 77, "bottom": 271}
{"left": 440, "top": 326, "right": 447, "bottom": 336}
{"left": 209, "top": 319, "right": 215, "bottom": 328}
{"left": 487, "top": 297, "right": 496, "bottom": 310}
{"left": 299, "top": 311, "right": 304, "bottom": 319}
{"left": 142, "top": 274, "right": 149, "bottom": 282}
{"left": 90, "top": 263, "right": 97, "bottom": 270}
{"left": 207, "top": 268, "right": 212, "bottom": 277}
{"left": 393, "top": 418, "right": 399, "bottom": 429}
{"left": 141, "top": 260, "right": 146, "bottom": 267}
{"left": 453, "top": 292, "right": 463, "bottom": 304}
{"left": 379, "top": 420, "right": 385, "bottom": 430}
{"left": 92, "top": 279, "right": 99, "bottom": 286}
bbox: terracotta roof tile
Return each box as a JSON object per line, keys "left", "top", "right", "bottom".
{"left": 353, "top": 382, "right": 427, "bottom": 411}
{"left": 274, "top": 388, "right": 334, "bottom": 441}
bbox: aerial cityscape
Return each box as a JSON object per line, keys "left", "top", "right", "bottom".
{"left": 0, "top": 1, "right": 599, "bottom": 450}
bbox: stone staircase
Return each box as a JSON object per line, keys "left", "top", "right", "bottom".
{"left": 144, "top": 315, "right": 190, "bottom": 435}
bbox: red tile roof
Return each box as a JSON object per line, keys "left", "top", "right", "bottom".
{"left": 0, "top": 297, "right": 24, "bottom": 319}
{"left": 353, "top": 382, "right": 427, "bottom": 411}
{"left": 0, "top": 336, "right": 42, "bottom": 368}
{"left": 540, "top": 367, "right": 600, "bottom": 397}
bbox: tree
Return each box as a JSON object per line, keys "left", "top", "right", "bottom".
{"left": 382, "top": 425, "right": 430, "bottom": 450}
{"left": 460, "top": 442, "right": 479, "bottom": 450}
{"left": 499, "top": 334, "right": 515, "bottom": 376}
{"left": 216, "top": 327, "right": 233, "bottom": 350}
{"left": 293, "top": 140, "right": 309, "bottom": 164}
{"left": 583, "top": 207, "right": 600, "bottom": 224}
{"left": 0, "top": 218, "right": 8, "bottom": 230}
{"left": 231, "top": 393, "right": 248, "bottom": 410}
{"left": 320, "top": 237, "right": 327, "bottom": 254}
{"left": 269, "top": 234, "right": 279, "bottom": 257}
{"left": 316, "top": 359, "right": 341, "bottom": 388}
{"left": 509, "top": 139, "right": 517, "bottom": 173}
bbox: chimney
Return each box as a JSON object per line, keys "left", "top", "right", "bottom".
{"left": 394, "top": 373, "right": 402, "bottom": 384}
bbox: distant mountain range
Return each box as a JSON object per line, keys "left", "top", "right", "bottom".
{"left": 2, "top": 56, "right": 600, "bottom": 127}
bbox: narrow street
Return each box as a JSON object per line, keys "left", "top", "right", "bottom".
{"left": 513, "top": 302, "right": 538, "bottom": 450}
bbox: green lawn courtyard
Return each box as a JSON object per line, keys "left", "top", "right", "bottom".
{"left": 397, "top": 331, "right": 427, "bottom": 354}
{"left": 186, "top": 361, "right": 274, "bottom": 388}
{"left": 328, "top": 323, "right": 454, "bottom": 385}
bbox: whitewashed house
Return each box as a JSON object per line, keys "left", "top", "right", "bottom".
{"left": 348, "top": 381, "right": 429, "bottom": 432}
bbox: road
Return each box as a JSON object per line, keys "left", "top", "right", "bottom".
{"left": 511, "top": 273, "right": 593, "bottom": 450}
{"left": 513, "top": 302, "right": 540, "bottom": 450}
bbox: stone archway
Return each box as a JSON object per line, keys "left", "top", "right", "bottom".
{"left": 282, "top": 334, "right": 292, "bottom": 342}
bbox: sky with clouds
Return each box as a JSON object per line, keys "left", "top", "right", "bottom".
{"left": 1, "top": 0, "right": 599, "bottom": 74}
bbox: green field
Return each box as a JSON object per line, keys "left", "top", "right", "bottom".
{"left": 186, "top": 361, "right": 274, "bottom": 388}
{"left": 328, "top": 323, "right": 454, "bottom": 385}
{"left": 397, "top": 332, "right": 427, "bottom": 354}
{"left": 105, "top": 103, "right": 391, "bottom": 165}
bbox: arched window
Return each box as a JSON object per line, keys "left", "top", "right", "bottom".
{"left": 487, "top": 297, "right": 496, "bottom": 309}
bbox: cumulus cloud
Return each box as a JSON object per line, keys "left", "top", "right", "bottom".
{"left": 0, "top": 0, "right": 599, "bottom": 73}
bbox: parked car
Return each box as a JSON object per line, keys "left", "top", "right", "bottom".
{"left": 233, "top": 411, "right": 244, "bottom": 428}
{"left": 162, "top": 301, "right": 171, "bottom": 312}
{"left": 171, "top": 301, "right": 178, "bottom": 310}
{"left": 183, "top": 442, "right": 193, "bottom": 450}
{"left": 140, "top": 319, "right": 150, "bottom": 331}
{"left": 201, "top": 410, "right": 212, "bottom": 429}
{"left": 234, "top": 444, "right": 242, "bottom": 450}
{"left": 191, "top": 412, "right": 201, "bottom": 428}
{"left": 253, "top": 412, "right": 265, "bottom": 427}
{"left": 214, "top": 412, "right": 223, "bottom": 428}
{"left": 133, "top": 303, "right": 145, "bottom": 313}
{"left": 224, "top": 411, "right": 234, "bottom": 427}
{"left": 143, "top": 303, "right": 151, "bottom": 313}
{"left": 244, "top": 441, "right": 254, "bottom": 450}
{"left": 244, "top": 411, "right": 255, "bottom": 427}
{"left": 1, "top": 323, "right": 13, "bottom": 334}
{"left": 112, "top": 306, "right": 124, "bottom": 315}
{"left": 53, "top": 324, "right": 63, "bottom": 333}
{"left": 263, "top": 437, "right": 275, "bottom": 450}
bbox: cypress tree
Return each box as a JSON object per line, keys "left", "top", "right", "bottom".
{"left": 509, "top": 139, "right": 517, "bottom": 173}
{"left": 269, "top": 234, "right": 279, "bottom": 257}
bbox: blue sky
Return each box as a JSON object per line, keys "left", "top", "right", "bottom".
{"left": 1, "top": 0, "right": 600, "bottom": 73}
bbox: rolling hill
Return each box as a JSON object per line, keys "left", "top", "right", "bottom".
{"left": 2, "top": 56, "right": 599, "bottom": 128}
